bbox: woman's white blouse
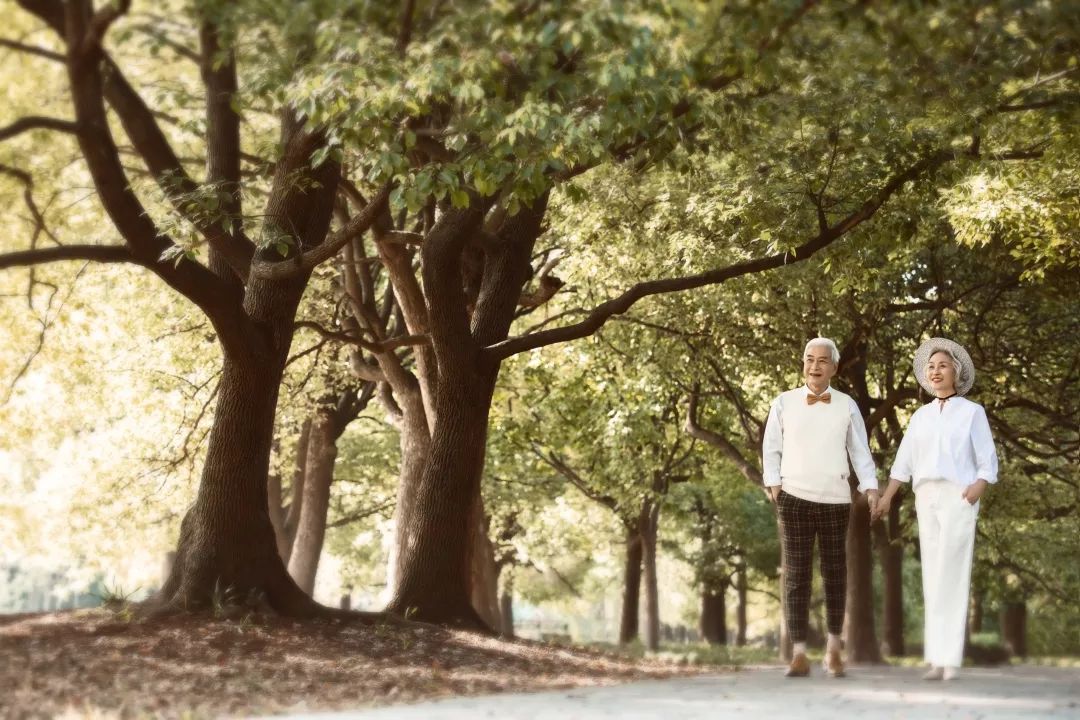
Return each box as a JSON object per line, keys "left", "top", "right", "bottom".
{"left": 889, "top": 396, "right": 999, "bottom": 489}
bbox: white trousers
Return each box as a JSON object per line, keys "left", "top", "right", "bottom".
{"left": 915, "top": 478, "right": 979, "bottom": 668}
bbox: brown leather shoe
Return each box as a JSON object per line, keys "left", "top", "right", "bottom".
{"left": 823, "top": 649, "right": 846, "bottom": 677}
{"left": 785, "top": 652, "right": 811, "bottom": 677}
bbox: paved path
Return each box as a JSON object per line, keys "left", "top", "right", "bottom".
{"left": 276, "top": 665, "right": 1080, "bottom": 719}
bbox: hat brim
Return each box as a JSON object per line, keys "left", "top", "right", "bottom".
{"left": 913, "top": 338, "right": 975, "bottom": 396}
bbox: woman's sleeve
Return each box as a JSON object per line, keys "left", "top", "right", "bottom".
{"left": 971, "top": 405, "right": 999, "bottom": 483}
{"left": 889, "top": 415, "right": 916, "bottom": 483}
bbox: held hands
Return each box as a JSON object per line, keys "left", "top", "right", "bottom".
{"left": 870, "top": 494, "right": 890, "bottom": 523}
{"left": 962, "top": 478, "right": 989, "bottom": 505}
{"left": 866, "top": 489, "right": 880, "bottom": 523}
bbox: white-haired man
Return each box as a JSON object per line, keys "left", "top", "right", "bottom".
{"left": 762, "top": 337, "right": 879, "bottom": 678}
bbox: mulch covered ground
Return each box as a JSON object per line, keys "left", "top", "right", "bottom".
{"left": 0, "top": 609, "right": 700, "bottom": 718}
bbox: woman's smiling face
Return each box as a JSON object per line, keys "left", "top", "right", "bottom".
{"left": 926, "top": 350, "right": 957, "bottom": 397}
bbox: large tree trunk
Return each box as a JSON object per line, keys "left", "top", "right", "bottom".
{"left": 642, "top": 500, "right": 661, "bottom": 652}
{"left": 735, "top": 562, "right": 748, "bottom": 647}
{"left": 157, "top": 110, "right": 340, "bottom": 615}
{"left": 845, "top": 497, "right": 883, "bottom": 662}
{"left": 386, "top": 197, "right": 546, "bottom": 628}
{"left": 875, "top": 502, "right": 905, "bottom": 656}
{"left": 385, "top": 371, "right": 495, "bottom": 627}
{"left": 158, "top": 353, "right": 314, "bottom": 615}
{"left": 619, "top": 528, "right": 644, "bottom": 645}
{"left": 1002, "top": 601, "right": 1027, "bottom": 658}
{"left": 287, "top": 409, "right": 338, "bottom": 595}
{"left": 700, "top": 584, "right": 727, "bottom": 646}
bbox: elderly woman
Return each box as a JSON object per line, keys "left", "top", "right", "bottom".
{"left": 873, "top": 338, "right": 998, "bottom": 680}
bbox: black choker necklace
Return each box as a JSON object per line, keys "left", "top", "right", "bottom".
{"left": 936, "top": 392, "right": 957, "bottom": 401}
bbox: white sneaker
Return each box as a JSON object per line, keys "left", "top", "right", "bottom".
{"left": 923, "top": 666, "right": 944, "bottom": 681}
{"left": 943, "top": 667, "right": 959, "bottom": 681}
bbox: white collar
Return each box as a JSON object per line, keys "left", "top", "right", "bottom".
{"left": 802, "top": 384, "right": 834, "bottom": 397}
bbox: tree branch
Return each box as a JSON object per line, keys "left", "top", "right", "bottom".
{"left": 489, "top": 148, "right": 958, "bottom": 360}
{"left": 685, "top": 387, "right": 764, "bottom": 486}
{"left": 0, "top": 244, "right": 134, "bottom": 269}
{"left": 0, "top": 116, "right": 80, "bottom": 142}
{"left": 252, "top": 184, "right": 391, "bottom": 280}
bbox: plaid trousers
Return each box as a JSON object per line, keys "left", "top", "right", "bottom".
{"left": 777, "top": 489, "right": 850, "bottom": 643}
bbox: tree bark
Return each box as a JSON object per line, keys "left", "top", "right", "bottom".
{"left": 700, "top": 585, "right": 727, "bottom": 646}
{"left": 619, "top": 528, "right": 644, "bottom": 645}
{"left": 1001, "top": 601, "right": 1027, "bottom": 658}
{"left": 385, "top": 396, "right": 430, "bottom": 595}
{"left": 386, "top": 197, "right": 546, "bottom": 628}
{"left": 875, "top": 501, "right": 905, "bottom": 656}
{"left": 158, "top": 354, "right": 314, "bottom": 614}
{"left": 385, "top": 369, "right": 496, "bottom": 627}
{"left": 287, "top": 409, "right": 338, "bottom": 595}
{"left": 845, "top": 497, "right": 883, "bottom": 662}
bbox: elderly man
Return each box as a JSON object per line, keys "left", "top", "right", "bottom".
{"left": 762, "top": 337, "right": 879, "bottom": 678}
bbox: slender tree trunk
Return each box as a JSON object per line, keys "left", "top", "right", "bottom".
{"left": 735, "top": 562, "right": 748, "bottom": 647}
{"left": 469, "top": 497, "right": 502, "bottom": 630}
{"left": 875, "top": 502, "right": 905, "bottom": 656}
{"left": 642, "top": 500, "right": 661, "bottom": 652}
{"left": 386, "top": 401, "right": 431, "bottom": 595}
{"left": 700, "top": 585, "right": 727, "bottom": 646}
{"left": 845, "top": 498, "right": 882, "bottom": 662}
{"left": 500, "top": 575, "right": 515, "bottom": 638}
{"left": 619, "top": 528, "right": 644, "bottom": 645}
{"left": 287, "top": 409, "right": 338, "bottom": 595}
{"left": 777, "top": 520, "right": 792, "bottom": 661}
{"left": 970, "top": 589, "right": 984, "bottom": 634}
{"left": 1001, "top": 601, "right": 1027, "bottom": 658}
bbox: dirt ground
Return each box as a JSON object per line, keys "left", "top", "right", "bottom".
{"left": 0, "top": 609, "right": 697, "bottom": 719}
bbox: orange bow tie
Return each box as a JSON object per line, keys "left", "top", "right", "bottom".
{"left": 807, "top": 392, "right": 832, "bottom": 405}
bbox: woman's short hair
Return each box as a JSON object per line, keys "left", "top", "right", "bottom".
{"left": 804, "top": 337, "right": 840, "bottom": 364}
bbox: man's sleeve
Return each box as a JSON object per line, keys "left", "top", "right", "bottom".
{"left": 762, "top": 398, "right": 783, "bottom": 487}
{"left": 846, "top": 397, "right": 878, "bottom": 492}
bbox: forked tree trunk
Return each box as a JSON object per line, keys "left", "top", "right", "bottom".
{"left": 386, "top": 197, "right": 546, "bottom": 628}
{"left": 287, "top": 409, "right": 338, "bottom": 595}
{"left": 845, "top": 497, "right": 882, "bottom": 662}
{"left": 700, "top": 585, "right": 727, "bottom": 646}
{"left": 619, "top": 529, "right": 644, "bottom": 644}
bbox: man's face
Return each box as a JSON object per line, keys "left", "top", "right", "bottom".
{"left": 803, "top": 345, "right": 837, "bottom": 388}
